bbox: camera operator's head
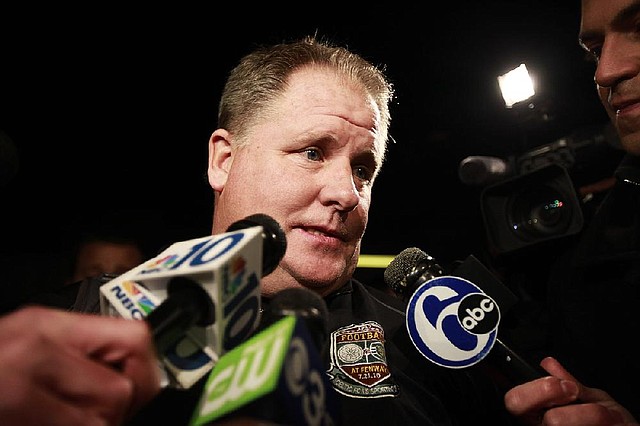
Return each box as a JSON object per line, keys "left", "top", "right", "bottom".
{"left": 579, "top": 0, "right": 640, "bottom": 155}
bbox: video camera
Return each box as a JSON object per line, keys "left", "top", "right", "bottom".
{"left": 459, "top": 123, "right": 621, "bottom": 255}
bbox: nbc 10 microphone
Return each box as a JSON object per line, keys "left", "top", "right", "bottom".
{"left": 99, "top": 213, "right": 287, "bottom": 389}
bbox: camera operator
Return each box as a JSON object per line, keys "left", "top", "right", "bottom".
{"left": 543, "top": 0, "right": 640, "bottom": 419}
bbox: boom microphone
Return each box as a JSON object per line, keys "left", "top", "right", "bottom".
{"left": 100, "top": 213, "right": 287, "bottom": 389}
{"left": 384, "top": 247, "right": 544, "bottom": 385}
{"left": 190, "top": 288, "right": 339, "bottom": 426}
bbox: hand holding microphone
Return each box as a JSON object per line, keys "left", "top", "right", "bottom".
{"left": 0, "top": 306, "right": 162, "bottom": 426}
{"left": 385, "top": 248, "right": 640, "bottom": 424}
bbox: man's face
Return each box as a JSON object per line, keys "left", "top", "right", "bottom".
{"left": 210, "top": 67, "right": 384, "bottom": 297}
{"left": 580, "top": 0, "right": 640, "bottom": 154}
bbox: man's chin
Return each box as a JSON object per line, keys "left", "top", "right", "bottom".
{"left": 261, "top": 262, "right": 349, "bottom": 296}
{"left": 619, "top": 131, "right": 640, "bottom": 156}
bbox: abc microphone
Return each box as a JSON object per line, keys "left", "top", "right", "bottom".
{"left": 384, "top": 247, "right": 544, "bottom": 385}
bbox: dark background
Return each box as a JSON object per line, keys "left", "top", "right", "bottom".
{"left": 0, "top": 2, "right": 624, "bottom": 306}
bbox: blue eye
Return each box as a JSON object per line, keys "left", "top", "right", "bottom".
{"left": 304, "top": 148, "right": 322, "bottom": 161}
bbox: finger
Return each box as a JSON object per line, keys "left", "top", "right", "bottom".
{"left": 76, "top": 321, "right": 162, "bottom": 412}
{"left": 539, "top": 356, "right": 578, "bottom": 382}
{"left": 1, "top": 383, "right": 107, "bottom": 426}
{"left": 33, "top": 308, "right": 162, "bottom": 412}
{"left": 539, "top": 357, "right": 616, "bottom": 405}
{"left": 541, "top": 401, "right": 626, "bottom": 426}
{"left": 504, "top": 374, "right": 579, "bottom": 417}
{"left": 40, "top": 308, "right": 152, "bottom": 356}
{"left": 36, "top": 345, "right": 133, "bottom": 425}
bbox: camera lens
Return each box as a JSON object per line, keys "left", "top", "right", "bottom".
{"left": 507, "top": 185, "right": 572, "bottom": 240}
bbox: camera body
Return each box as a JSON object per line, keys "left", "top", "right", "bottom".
{"left": 461, "top": 123, "right": 621, "bottom": 256}
{"left": 472, "top": 131, "right": 590, "bottom": 255}
{"left": 480, "top": 161, "right": 583, "bottom": 255}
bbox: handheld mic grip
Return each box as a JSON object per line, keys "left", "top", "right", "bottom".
{"left": 146, "top": 276, "right": 216, "bottom": 355}
{"left": 489, "top": 339, "right": 546, "bottom": 385}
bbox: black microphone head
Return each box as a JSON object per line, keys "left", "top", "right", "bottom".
{"left": 384, "top": 247, "right": 443, "bottom": 298}
{"left": 384, "top": 247, "right": 427, "bottom": 296}
{"left": 262, "top": 287, "right": 328, "bottom": 352}
{"left": 226, "top": 213, "right": 287, "bottom": 277}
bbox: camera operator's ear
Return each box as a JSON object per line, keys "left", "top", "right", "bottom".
{"left": 480, "top": 164, "right": 584, "bottom": 255}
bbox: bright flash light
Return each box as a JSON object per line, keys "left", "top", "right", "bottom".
{"left": 497, "top": 63, "right": 535, "bottom": 108}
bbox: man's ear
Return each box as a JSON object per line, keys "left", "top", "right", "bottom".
{"left": 207, "top": 129, "right": 233, "bottom": 191}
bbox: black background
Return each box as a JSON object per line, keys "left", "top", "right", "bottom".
{"left": 0, "top": 2, "right": 624, "bottom": 303}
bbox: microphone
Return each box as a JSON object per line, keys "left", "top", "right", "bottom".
{"left": 259, "top": 287, "right": 329, "bottom": 352}
{"left": 458, "top": 155, "right": 513, "bottom": 187}
{"left": 99, "top": 213, "right": 287, "bottom": 389}
{"left": 190, "top": 287, "right": 339, "bottom": 426}
{"left": 384, "top": 247, "right": 544, "bottom": 385}
{"left": 145, "top": 276, "right": 216, "bottom": 356}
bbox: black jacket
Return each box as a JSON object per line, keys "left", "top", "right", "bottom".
{"left": 126, "top": 279, "right": 515, "bottom": 425}
{"left": 547, "top": 154, "right": 640, "bottom": 419}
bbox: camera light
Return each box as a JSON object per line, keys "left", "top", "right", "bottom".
{"left": 497, "top": 63, "right": 535, "bottom": 108}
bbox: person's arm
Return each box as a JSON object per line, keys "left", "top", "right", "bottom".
{"left": 0, "top": 305, "right": 162, "bottom": 426}
{"left": 504, "top": 356, "right": 638, "bottom": 425}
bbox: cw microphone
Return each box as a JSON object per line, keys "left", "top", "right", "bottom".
{"left": 99, "top": 213, "right": 287, "bottom": 389}
{"left": 384, "top": 247, "right": 544, "bottom": 385}
{"left": 259, "top": 287, "right": 329, "bottom": 353}
{"left": 190, "top": 288, "right": 339, "bottom": 426}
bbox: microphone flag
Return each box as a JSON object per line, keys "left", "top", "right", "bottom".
{"left": 99, "top": 226, "right": 265, "bottom": 389}
{"left": 190, "top": 315, "right": 339, "bottom": 426}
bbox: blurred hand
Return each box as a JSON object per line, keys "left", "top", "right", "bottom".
{"left": 504, "top": 356, "right": 638, "bottom": 425}
{"left": 0, "top": 306, "right": 162, "bottom": 426}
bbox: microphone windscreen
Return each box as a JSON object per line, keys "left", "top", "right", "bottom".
{"left": 383, "top": 247, "right": 428, "bottom": 294}
{"left": 262, "top": 287, "right": 328, "bottom": 351}
{"left": 226, "top": 213, "right": 287, "bottom": 276}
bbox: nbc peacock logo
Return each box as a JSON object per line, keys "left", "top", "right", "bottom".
{"left": 121, "top": 280, "right": 157, "bottom": 315}
{"left": 223, "top": 256, "right": 247, "bottom": 296}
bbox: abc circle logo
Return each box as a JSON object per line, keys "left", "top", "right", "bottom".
{"left": 406, "top": 276, "right": 500, "bottom": 369}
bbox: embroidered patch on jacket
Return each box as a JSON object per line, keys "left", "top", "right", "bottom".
{"left": 326, "top": 320, "right": 399, "bottom": 398}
